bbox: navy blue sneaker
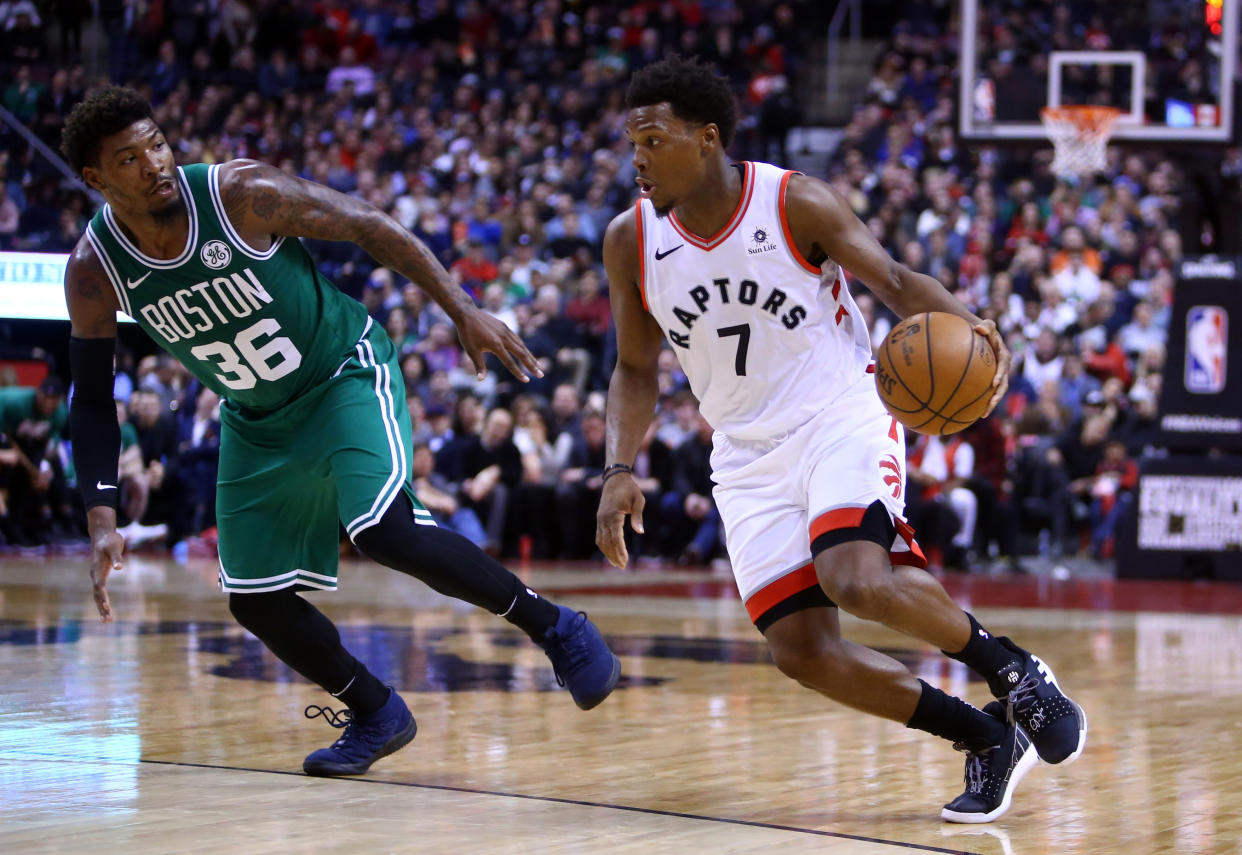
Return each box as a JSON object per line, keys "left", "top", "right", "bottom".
{"left": 302, "top": 687, "right": 417, "bottom": 777}
{"left": 941, "top": 701, "right": 1037, "bottom": 824}
{"left": 540, "top": 606, "right": 621, "bottom": 710}
{"left": 994, "top": 638, "right": 1087, "bottom": 765}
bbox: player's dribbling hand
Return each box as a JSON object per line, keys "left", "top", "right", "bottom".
{"left": 90, "top": 528, "right": 125, "bottom": 623}
{"left": 596, "top": 476, "right": 645, "bottom": 569}
{"left": 456, "top": 306, "right": 545, "bottom": 383}
{"left": 973, "top": 319, "right": 1011, "bottom": 417}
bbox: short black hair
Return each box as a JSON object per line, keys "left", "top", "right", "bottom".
{"left": 60, "top": 86, "right": 155, "bottom": 175}
{"left": 626, "top": 55, "right": 738, "bottom": 148}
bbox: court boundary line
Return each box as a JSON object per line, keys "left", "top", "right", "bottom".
{"left": 0, "top": 752, "right": 978, "bottom": 853}
{"left": 131, "top": 757, "right": 978, "bottom": 854}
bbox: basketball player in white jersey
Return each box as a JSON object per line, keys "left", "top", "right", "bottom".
{"left": 597, "top": 56, "right": 1086, "bottom": 823}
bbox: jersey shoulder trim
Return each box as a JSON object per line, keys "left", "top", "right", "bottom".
{"left": 778, "top": 170, "right": 822, "bottom": 275}
{"left": 634, "top": 199, "right": 649, "bottom": 312}
{"left": 82, "top": 222, "right": 133, "bottom": 317}
{"left": 207, "top": 163, "right": 285, "bottom": 261}
{"left": 668, "top": 161, "right": 754, "bottom": 251}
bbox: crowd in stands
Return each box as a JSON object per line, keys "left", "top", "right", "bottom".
{"left": 0, "top": 1, "right": 1205, "bottom": 571}
{"left": 832, "top": 0, "right": 1203, "bottom": 567}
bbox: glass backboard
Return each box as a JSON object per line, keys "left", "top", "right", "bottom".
{"left": 959, "top": 0, "right": 1237, "bottom": 142}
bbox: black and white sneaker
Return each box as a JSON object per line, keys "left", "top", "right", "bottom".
{"left": 994, "top": 638, "right": 1087, "bottom": 765}
{"left": 941, "top": 702, "right": 1037, "bottom": 824}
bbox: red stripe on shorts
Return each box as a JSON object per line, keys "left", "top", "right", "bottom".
{"left": 745, "top": 563, "right": 817, "bottom": 622}
{"left": 808, "top": 506, "right": 866, "bottom": 542}
{"left": 892, "top": 518, "right": 928, "bottom": 569}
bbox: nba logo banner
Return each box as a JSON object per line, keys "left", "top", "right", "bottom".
{"left": 1155, "top": 257, "right": 1242, "bottom": 451}
{"left": 1185, "top": 306, "right": 1227, "bottom": 394}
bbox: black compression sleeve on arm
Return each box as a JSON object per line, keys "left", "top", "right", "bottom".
{"left": 68, "top": 336, "right": 121, "bottom": 510}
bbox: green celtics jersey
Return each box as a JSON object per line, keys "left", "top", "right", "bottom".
{"left": 83, "top": 163, "right": 370, "bottom": 413}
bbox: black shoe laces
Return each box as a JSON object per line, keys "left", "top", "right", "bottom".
{"left": 545, "top": 611, "right": 591, "bottom": 687}
{"left": 305, "top": 703, "right": 356, "bottom": 750}
{"left": 305, "top": 703, "right": 353, "bottom": 728}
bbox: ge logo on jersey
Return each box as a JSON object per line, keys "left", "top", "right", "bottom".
{"left": 201, "top": 240, "right": 232, "bottom": 269}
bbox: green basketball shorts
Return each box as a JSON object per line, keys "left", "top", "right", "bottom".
{"left": 214, "top": 321, "right": 434, "bottom": 593}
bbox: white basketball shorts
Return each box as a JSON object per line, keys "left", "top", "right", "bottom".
{"left": 709, "top": 373, "right": 926, "bottom": 626}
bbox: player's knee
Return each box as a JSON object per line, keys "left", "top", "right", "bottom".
{"left": 818, "top": 562, "right": 895, "bottom": 623}
{"left": 228, "top": 589, "right": 297, "bottom": 633}
{"left": 228, "top": 590, "right": 270, "bottom": 631}
{"left": 769, "top": 634, "right": 847, "bottom": 690}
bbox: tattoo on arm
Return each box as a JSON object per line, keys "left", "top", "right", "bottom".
{"left": 65, "top": 240, "right": 120, "bottom": 339}
{"left": 222, "top": 159, "right": 473, "bottom": 317}
{"left": 75, "top": 267, "right": 105, "bottom": 301}
{"left": 250, "top": 185, "right": 279, "bottom": 220}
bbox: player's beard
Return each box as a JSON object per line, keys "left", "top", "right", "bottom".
{"left": 150, "top": 191, "right": 187, "bottom": 224}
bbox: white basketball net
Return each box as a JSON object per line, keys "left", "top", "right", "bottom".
{"left": 1040, "top": 106, "right": 1122, "bottom": 178}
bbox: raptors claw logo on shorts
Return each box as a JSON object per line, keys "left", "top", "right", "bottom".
{"left": 880, "top": 454, "right": 902, "bottom": 500}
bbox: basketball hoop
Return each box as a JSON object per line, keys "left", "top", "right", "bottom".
{"left": 1040, "top": 106, "right": 1123, "bottom": 178}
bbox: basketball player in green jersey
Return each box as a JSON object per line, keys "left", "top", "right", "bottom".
{"left": 60, "top": 86, "right": 620, "bottom": 776}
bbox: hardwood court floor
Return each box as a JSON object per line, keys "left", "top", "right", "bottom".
{"left": 2, "top": 552, "right": 1241, "bottom": 854}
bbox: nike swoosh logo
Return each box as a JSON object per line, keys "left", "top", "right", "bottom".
{"left": 96, "top": 481, "right": 117, "bottom": 490}
{"left": 126, "top": 271, "right": 152, "bottom": 290}
{"left": 654, "top": 245, "right": 683, "bottom": 261}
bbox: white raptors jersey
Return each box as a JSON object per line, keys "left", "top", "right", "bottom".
{"left": 637, "top": 161, "right": 874, "bottom": 440}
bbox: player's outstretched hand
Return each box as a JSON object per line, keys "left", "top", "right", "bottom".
{"left": 456, "top": 306, "right": 545, "bottom": 383}
{"left": 89, "top": 527, "right": 125, "bottom": 623}
{"left": 973, "top": 319, "right": 1011, "bottom": 416}
{"left": 596, "top": 475, "right": 645, "bottom": 569}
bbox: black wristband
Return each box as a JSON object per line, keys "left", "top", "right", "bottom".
{"left": 601, "top": 463, "right": 633, "bottom": 485}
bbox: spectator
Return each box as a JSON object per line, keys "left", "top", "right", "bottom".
{"left": 0, "top": 375, "right": 68, "bottom": 547}
{"left": 114, "top": 398, "right": 149, "bottom": 535}
{"left": 176, "top": 386, "right": 221, "bottom": 536}
{"left": 2, "top": 64, "right": 43, "bottom": 123}
{"left": 544, "top": 285, "right": 595, "bottom": 389}
{"left": 418, "top": 322, "right": 462, "bottom": 376}
{"left": 1047, "top": 389, "right": 1117, "bottom": 556}
{"left": 658, "top": 407, "right": 721, "bottom": 566}
{"left": 1021, "top": 328, "right": 1064, "bottom": 392}
{"left": 907, "top": 430, "right": 977, "bottom": 571}
{"left": 126, "top": 389, "right": 188, "bottom": 547}
{"left": 1116, "top": 302, "right": 1167, "bottom": 360}
{"left": 0, "top": 182, "right": 18, "bottom": 250}
{"left": 512, "top": 406, "right": 569, "bottom": 560}
{"left": 555, "top": 409, "right": 608, "bottom": 559}
{"left": 1051, "top": 229, "right": 1103, "bottom": 308}
{"left": 449, "top": 239, "right": 499, "bottom": 299}
{"left": 409, "top": 442, "right": 488, "bottom": 549}
{"left": 1086, "top": 439, "right": 1138, "bottom": 560}
{"left": 325, "top": 46, "right": 375, "bottom": 96}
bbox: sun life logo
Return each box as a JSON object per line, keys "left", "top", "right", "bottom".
{"left": 201, "top": 240, "right": 232, "bottom": 269}
{"left": 747, "top": 226, "right": 777, "bottom": 256}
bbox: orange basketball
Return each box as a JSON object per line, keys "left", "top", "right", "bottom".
{"left": 874, "top": 312, "right": 996, "bottom": 436}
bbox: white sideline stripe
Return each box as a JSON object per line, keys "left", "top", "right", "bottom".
{"left": 219, "top": 577, "right": 338, "bottom": 593}
{"left": 344, "top": 334, "right": 407, "bottom": 539}
{"left": 217, "top": 565, "right": 338, "bottom": 586}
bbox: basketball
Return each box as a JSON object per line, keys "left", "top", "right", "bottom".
{"left": 874, "top": 312, "right": 996, "bottom": 436}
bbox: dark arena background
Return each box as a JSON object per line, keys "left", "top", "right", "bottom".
{"left": 1, "top": 2, "right": 1240, "bottom": 853}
